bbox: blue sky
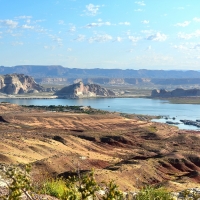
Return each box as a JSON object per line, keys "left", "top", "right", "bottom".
{"left": 1, "top": 0, "right": 200, "bottom": 70}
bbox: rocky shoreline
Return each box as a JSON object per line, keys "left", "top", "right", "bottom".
{"left": 180, "top": 120, "right": 200, "bottom": 128}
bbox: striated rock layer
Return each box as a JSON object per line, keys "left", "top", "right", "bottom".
{"left": 0, "top": 74, "right": 44, "bottom": 94}
{"left": 54, "top": 81, "right": 115, "bottom": 98}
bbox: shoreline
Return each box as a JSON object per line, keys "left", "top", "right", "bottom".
{"left": 1, "top": 95, "right": 200, "bottom": 105}
{"left": 0, "top": 94, "right": 148, "bottom": 100}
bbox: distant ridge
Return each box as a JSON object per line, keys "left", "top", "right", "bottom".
{"left": 151, "top": 88, "right": 200, "bottom": 97}
{"left": 1, "top": 65, "right": 200, "bottom": 79}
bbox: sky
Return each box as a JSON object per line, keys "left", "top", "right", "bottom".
{"left": 1, "top": 0, "right": 200, "bottom": 70}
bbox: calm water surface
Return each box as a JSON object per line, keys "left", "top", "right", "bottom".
{"left": 1, "top": 98, "right": 200, "bottom": 130}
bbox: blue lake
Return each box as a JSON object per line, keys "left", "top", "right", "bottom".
{"left": 1, "top": 98, "right": 200, "bottom": 131}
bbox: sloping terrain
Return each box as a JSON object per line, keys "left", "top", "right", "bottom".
{"left": 0, "top": 103, "right": 200, "bottom": 191}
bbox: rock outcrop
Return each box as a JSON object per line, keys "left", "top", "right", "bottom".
{"left": 151, "top": 88, "right": 200, "bottom": 97}
{"left": 54, "top": 81, "right": 115, "bottom": 98}
{"left": 0, "top": 74, "right": 44, "bottom": 94}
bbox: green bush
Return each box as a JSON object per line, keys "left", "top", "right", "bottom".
{"left": 135, "top": 186, "right": 172, "bottom": 200}
{"left": 41, "top": 178, "right": 68, "bottom": 199}
{"left": 0, "top": 164, "right": 33, "bottom": 200}
{"left": 34, "top": 170, "right": 124, "bottom": 200}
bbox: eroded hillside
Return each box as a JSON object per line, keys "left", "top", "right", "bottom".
{"left": 0, "top": 103, "right": 200, "bottom": 191}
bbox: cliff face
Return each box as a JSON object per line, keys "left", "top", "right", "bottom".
{"left": 0, "top": 74, "right": 44, "bottom": 94}
{"left": 151, "top": 88, "right": 200, "bottom": 97}
{"left": 55, "top": 81, "right": 115, "bottom": 98}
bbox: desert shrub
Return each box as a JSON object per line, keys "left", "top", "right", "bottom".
{"left": 178, "top": 189, "right": 200, "bottom": 200}
{"left": 40, "top": 171, "right": 101, "bottom": 199}
{"left": 40, "top": 177, "right": 79, "bottom": 199}
{"left": 41, "top": 178, "right": 66, "bottom": 198}
{"left": 135, "top": 186, "right": 172, "bottom": 200}
{"left": 0, "top": 164, "right": 33, "bottom": 200}
{"left": 36, "top": 170, "right": 123, "bottom": 200}
{"left": 102, "top": 180, "right": 123, "bottom": 200}
{"left": 77, "top": 171, "right": 100, "bottom": 199}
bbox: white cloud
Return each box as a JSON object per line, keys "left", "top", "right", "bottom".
{"left": 178, "top": 30, "right": 200, "bottom": 40}
{"left": 134, "top": 9, "right": 143, "bottom": 12}
{"left": 135, "top": 1, "right": 146, "bottom": 6}
{"left": 67, "top": 48, "right": 72, "bottom": 51}
{"left": 16, "top": 16, "right": 32, "bottom": 19}
{"left": 119, "top": 22, "right": 130, "bottom": 26}
{"left": 177, "top": 7, "right": 184, "bottom": 10}
{"left": 128, "top": 36, "right": 141, "bottom": 43}
{"left": 146, "top": 45, "right": 151, "bottom": 50}
{"left": 54, "top": 37, "right": 62, "bottom": 45}
{"left": 117, "top": 37, "right": 122, "bottom": 42}
{"left": 191, "top": 44, "right": 200, "bottom": 50}
{"left": 86, "top": 21, "right": 111, "bottom": 28}
{"left": 192, "top": 30, "right": 200, "bottom": 37}
{"left": 74, "top": 34, "right": 85, "bottom": 42}
{"left": 88, "top": 34, "right": 112, "bottom": 43}
{"left": 141, "top": 20, "right": 149, "bottom": 24}
{"left": 33, "top": 19, "right": 46, "bottom": 23}
{"left": 128, "top": 49, "right": 134, "bottom": 53}
{"left": 133, "top": 54, "right": 174, "bottom": 66}
{"left": 193, "top": 17, "right": 200, "bottom": 22}
{"left": 141, "top": 29, "right": 154, "bottom": 34}
{"left": 49, "top": 35, "right": 63, "bottom": 46}
{"left": 177, "top": 32, "right": 193, "bottom": 40}
{"left": 172, "top": 42, "right": 200, "bottom": 51}
{"left": 146, "top": 32, "right": 167, "bottom": 41}
{"left": 85, "top": 4, "right": 101, "bottom": 16}
{"left": 58, "top": 20, "right": 65, "bottom": 25}
{"left": 0, "top": 19, "right": 18, "bottom": 28}
{"left": 21, "top": 24, "right": 34, "bottom": 29}
{"left": 44, "top": 45, "right": 56, "bottom": 50}
{"left": 173, "top": 44, "right": 188, "bottom": 50}
{"left": 175, "top": 21, "right": 190, "bottom": 27}
{"left": 68, "top": 25, "right": 76, "bottom": 32}
{"left": 26, "top": 19, "right": 31, "bottom": 24}
{"left": 11, "top": 41, "right": 23, "bottom": 46}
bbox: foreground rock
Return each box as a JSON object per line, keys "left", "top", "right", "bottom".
{"left": 54, "top": 81, "right": 115, "bottom": 98}
{"left": 151, "top": 88, "right": 200, "bottom": 98}
{"left": 0, "top": 74, "right": 44, "bottom": 94}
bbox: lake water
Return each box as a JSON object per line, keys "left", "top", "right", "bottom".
{"left": 1, "top": 98, "right": 200, "bottom": 131}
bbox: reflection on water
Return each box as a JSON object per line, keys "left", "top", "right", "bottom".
{"left": 1, "top": 97, "right": 200, "bottom": 130}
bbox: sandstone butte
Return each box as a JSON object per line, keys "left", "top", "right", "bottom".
{"left": 0, "top": 74, "right": 44, "bottom": 94}
{"left": 0, "top": 102, "right": 200, "bottom": 192}
{"left": 54, "top": 81, "right": 115, "bottom": 98}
